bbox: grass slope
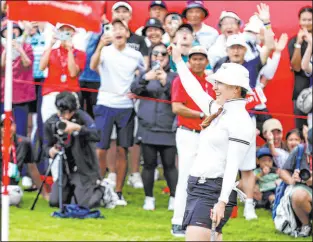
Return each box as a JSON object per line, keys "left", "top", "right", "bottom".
{"left": 9, "top": 180, "right": 312, "bottom": 241}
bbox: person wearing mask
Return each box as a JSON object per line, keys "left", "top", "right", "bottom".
{"left": 162, "top": 12, "right": 183, "bottom": 45}
{"left": 0, "top": 115, "right": 49, "bottom": 205}
{"left": 90, "top": 19, "right": 145, "bottom": 206}
{"left": 130, "top": 43, "right": 178, "bottom": 211}
{"left": 208, "top": 11, "right": 242, "bottom": 69}
{"left": 242, "top": 14, "right": 288, "bottom": 138}
{"left": 170, "top": 46, "right": 215, "bottom": 237}
{"left": 135, "top": 0, "right": 168, "bottom": 36}
{"left": 170, "top": 44, "right": 255, "bottom": 241}
{"left": 288, "top": 6, "right": 312, "bottom": 131}
{"left": 279, "top": 128, "right": 312, "bottom": 237}
{"left": 142, "top": 18, "right": 165, "bottom": 48}
{"left": 182, "top": 0, "right": 218, "bottom": 50}
{"left": 39, "top": 23, "right": 86, "bottom": 123}
{"left": 1, "top": 21, "right": 35, "bottom": 137}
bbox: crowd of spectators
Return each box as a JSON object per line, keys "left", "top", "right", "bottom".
{"left": 0, "top": 0, "right": 312, "bottom": 238}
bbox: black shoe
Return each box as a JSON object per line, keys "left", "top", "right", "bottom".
{"left": 171, "top": 224, "right": 185, "bottom": 237}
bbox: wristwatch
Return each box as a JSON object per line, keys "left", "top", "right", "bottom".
{"left": 199, "top": 112, "right": 205, "bottom": 120}
{"left": 294, "top": 43, "right": 301, "bottom": 49}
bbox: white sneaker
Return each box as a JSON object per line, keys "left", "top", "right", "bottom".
{"left": 244, "top": 200, "right": 258, "bottom": 220}
{"left": 127, "top": 172, "right": 144, "bottom": 189}
{"left": 168, "top": 196, "right": 175, "bottom": 211}
{"left": 298, "top": 224, "right": 312, "bottom": 237}
{"left": 154, "top": 169, "right": 159, "bottom": 181}
{"left": 116, "top": 194, "right": 128, "bottom": 206}
{"left": 107, "top": 173, "right": 116, "bottom": 188}
{"left": 100, "top": 179, "right": 118, "bottom": 209}
{"left": 143, "top": 196, "right": 155, "bottom": 210}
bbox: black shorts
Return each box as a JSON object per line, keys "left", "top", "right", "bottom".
{"left": 94, "top": 105, "right": 135, "bottom": 150}
{"left": 182, "top": 176, "right": 237, "bottom": 233}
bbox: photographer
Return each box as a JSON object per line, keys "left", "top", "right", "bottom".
{"left": 279, "top": 127, "right": 312, "bottom": 237}
{"left": 44, "top": 92, "right": 105, "bottom": 209}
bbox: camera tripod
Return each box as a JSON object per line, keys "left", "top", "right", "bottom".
{"left": 30, "top": 135, "right": 77, "bottom": 212}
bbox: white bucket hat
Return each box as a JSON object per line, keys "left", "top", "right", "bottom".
{"left": 226, "top": 34, "right": 249, "bottom": 49}
{"left": 219, "top": 11, "right": 242, "bottom": 26}
{"left": 112, "top": 1, "right": 132, "bottom": 12}
{"left": 244, "top": 15, "right": 264, "bottom": 34}
{"left": 206, "top": 63, "right": 252, "bottom": 92}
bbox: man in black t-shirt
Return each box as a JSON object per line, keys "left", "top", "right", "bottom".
{"left": 0, "top": 115, "right": 49, "bottom": 205}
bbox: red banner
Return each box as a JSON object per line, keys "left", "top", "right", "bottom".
{"left": 7, "top": 0, "right": 106, "bottom": 32}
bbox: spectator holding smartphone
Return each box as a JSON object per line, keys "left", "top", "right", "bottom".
{"left": 90, "top": 19, "right": 145, "bottom": 206}
{"left": 130, "top": 43, "right": 178, "bottom": 211}
{"left": 163, "top": 13, "right": 183, "bottom": 45}
{"left": 1, "top": 20, "right": 35, "bottom": 137}
{"left": 39, "top": 23, "right": 86, "bottom": 123}
{"left": 288, "top": 6, "right": 312, "bottom": 131}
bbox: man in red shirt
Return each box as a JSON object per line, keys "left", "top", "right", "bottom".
{"left": 170, "top": 46, "right": 215, "bottom": 237}
{"left": 39, "top": 23, "right": 86, "bottom": 123}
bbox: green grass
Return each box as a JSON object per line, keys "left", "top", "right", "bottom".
{"left": 9, "top": 179, "right": 312, "bottom": 241}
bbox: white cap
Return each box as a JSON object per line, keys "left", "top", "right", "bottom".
{"left": 219, "top": 11, "right": 241, "bottom": 23}
{"left": 244, "top": 15, "right": 264, "bottom": 34}
{"left": 226, "top": 34, "right": 248, "bottom": 49}
{"left": 56, "top": 23, "right": 76, "bottom": 31}
{"left": 207, "top": 63, "right": 252, "bottom": 92}
{"left": 112, "top": 1, "right": 132, "bottom": 12}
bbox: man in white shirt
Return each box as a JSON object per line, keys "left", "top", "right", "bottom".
{"left": 90, "top": 19, "right": 145, "bottom": 206}
{"left": 182, "top": 0, "right": 218, "bottom": 50}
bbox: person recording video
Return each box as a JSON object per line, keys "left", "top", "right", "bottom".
{"left": 44, "top": 92, "right": 112, "bottom": 209}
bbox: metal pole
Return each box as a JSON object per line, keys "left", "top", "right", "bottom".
{"left": 2, "top": 19, "right": 13, "bottom": 242}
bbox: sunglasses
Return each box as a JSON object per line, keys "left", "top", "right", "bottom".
{"left": 152, "top": 50, "right": 168, "bottom": 56}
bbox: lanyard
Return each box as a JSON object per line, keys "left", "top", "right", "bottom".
{"left": 1, "top": 142, "right": 17, "bottom": 164}
{"left": 57, "top": 48, "right": 68, "bottom": 75}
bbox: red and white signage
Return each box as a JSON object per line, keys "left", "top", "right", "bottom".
{"left": 246, "top": 86, "right": 267, "bottom": 110}
{"left": 7, "top": 0, "right": 107, "bottom": 32}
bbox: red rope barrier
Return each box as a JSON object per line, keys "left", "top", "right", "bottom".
{"left": 12, "top": 79, "right": 308, "bottom": 120}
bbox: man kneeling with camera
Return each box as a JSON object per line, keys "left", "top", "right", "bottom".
{"left": 44, "top": 92, "right": 117, "bottom": 209}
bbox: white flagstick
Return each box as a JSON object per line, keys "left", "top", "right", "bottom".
{"left": 2, "top": 19, "right": 13, "bottom": 242}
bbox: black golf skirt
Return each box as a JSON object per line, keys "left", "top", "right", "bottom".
{"left": 182, "top": 176, "right": 237, "bottom": 233}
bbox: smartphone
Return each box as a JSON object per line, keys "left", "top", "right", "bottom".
{"left": 104, "top": 24, "right": 113, "bottom": 36}
{"left": 171, "top": 15, "right": 180, "bottom": 29}
{"left": 152, "top": 61, "right": 161, "bottom": 71}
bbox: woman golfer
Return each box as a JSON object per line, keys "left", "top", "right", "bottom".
{"left": 169, "top": 44, "right": 255, "bottom": 241}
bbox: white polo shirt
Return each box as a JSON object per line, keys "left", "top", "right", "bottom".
{"left": 176, "top": 60, "right": 256, "bottom": 204}
{"left": 194, "top": 23, "right": 219, "bottom": 50}
{"left": 97, "top": 45, "right": 145, "bottom": 109}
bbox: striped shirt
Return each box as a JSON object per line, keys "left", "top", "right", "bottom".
{"left": 176, "top": 60, "right": 256, "bottom": 205}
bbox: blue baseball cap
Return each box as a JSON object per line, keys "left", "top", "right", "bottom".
{"left": 149, "top": 1, "right": 167, "bottom": 10}
{"left": 256, "top": 148, "right": 273, "bottom": 159}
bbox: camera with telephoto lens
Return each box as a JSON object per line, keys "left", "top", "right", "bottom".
{"left": 299, "top": 169, "right": 311, "bottom": 182}
{"left": 56, "top": 120, "right": 67, "bottom": 135}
